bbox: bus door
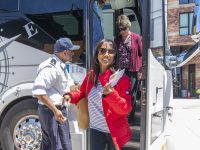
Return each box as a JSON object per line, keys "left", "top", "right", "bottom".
{"left": 141, "top": 0, "right": 174, "bottom": 150}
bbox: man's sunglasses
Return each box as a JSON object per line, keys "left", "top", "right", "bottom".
{"left": 119, "top": 27, "right": 127, "bottom": 31}
{"left": 98, "top": 48, "right": 116, "bottom": 55}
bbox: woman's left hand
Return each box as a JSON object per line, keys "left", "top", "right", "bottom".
{"left": 61, "top": 94, "right": 71, "bottom": 107}
{"left": 103, "top": 83, "right": 113, "bottom": 96}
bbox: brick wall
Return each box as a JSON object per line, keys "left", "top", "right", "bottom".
{"left": 186, "top": 53, "right": 200, "bottom": 89}
{"left": 168, "top": 0, "right": 200, "bottom": 97}
{"left": 168, "top": 0, "right": 195, "bottom": 46}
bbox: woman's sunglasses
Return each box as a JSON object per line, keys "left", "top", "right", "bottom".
{"left": 98, "top": 48, "right": 116, "bottom": 55}
{"left": 119, "top": 27, "right": 127, "bottom": 31}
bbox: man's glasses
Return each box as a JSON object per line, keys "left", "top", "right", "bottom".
{"left": 98, "top": 48, "right": 116, "bottom": 55}
{"left": 119, "top": 27, "right": 127, "bottom": 32}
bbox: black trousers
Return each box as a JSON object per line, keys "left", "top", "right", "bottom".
{"left": 90, "top": 128, "right": 116, "bottom": 150}
{"left": 125, "top": 70, "right": 141, "bottom": 123}
{"left": 38, "top": 104, "right": 72, "bottom": 150}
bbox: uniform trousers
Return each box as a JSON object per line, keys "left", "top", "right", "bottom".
{"left": 38, "top": 104, "right": 72, "bottom": 150}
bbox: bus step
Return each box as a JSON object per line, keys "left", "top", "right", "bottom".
{"left": 133, "top": 112, "right": 141, "bottom": 124}
{"left": 125, "top": 99, "right": 141, "bottom": 150}
{"left": 122, "top": 141, "right": 140, "bottom": 150}
{"left": 131, "top": 126, "right": 140, "bottom": 142}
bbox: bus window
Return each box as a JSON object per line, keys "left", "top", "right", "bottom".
{"left": 26, "top": 11, "right": 84, "bottom": 63}
{"left": 27, "top": 11, "right": 83, "bottom": 41}
{"left": 123, "top": 8, "right": 141, "bottom": 35}
{"left": 0, "top": 0, "right": 18, "bottom": 11}
{"left": 102, "top": 8, "right": 115, "bottom": 40}
{"left": 0, "top": 11, "right": 84, "bottom": 65}
{"left": 102, "top": 7, "right": 141, "bottom": 39}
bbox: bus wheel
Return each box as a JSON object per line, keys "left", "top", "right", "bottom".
{"left": 0, "top": 99, "right": 42, "bottom": 150}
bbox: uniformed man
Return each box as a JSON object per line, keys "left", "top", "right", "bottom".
{"left": 32, "top": 37, "right": 80, "bottom": 150}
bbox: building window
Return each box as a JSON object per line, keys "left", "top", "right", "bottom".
{"left": 180, "top": 0, "right": 194, "bottom": 4}
{"left": 179, "top": 12, "right": 193, "bottom": 35}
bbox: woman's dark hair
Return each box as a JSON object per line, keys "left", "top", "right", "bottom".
{"left": 92, "top": 39, "right": 118, "bottom": 87}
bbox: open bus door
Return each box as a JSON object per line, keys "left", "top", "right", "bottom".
{"left": 100, "top": 0, "right": 174, "bottom": 149}
{"left": 141, "top": 0, "right": 175, "bottom": 150}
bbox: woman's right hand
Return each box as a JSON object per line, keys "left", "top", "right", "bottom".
{"left": 61, "top": 94, "right": 71, "bottom": 107}
{"left": 70, "top": 84, "right": 80, "bottom": 92}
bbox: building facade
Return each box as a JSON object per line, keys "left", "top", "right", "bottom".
{"left": 168, "top": 0, "right": 200, "bottom": 98}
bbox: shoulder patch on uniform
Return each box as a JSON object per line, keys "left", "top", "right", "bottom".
{"left": 50, "top": 59, "right": 56, "bottom": 66}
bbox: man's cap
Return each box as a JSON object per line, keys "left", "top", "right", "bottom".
{"left": 54, "top": 37, "right": 80, "bottom": 53}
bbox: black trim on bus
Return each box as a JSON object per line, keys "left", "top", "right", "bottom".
{"left": 141, "top": 0, "right": 150, "bottom": 149}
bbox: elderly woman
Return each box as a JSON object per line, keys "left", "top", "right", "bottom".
{"left": 114, "top": 15, "right": 142, "bottom": 123}
{"left": 63, "top": 39, "right": 132, "bottom": 150}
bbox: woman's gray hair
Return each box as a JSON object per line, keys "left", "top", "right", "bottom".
{"left": 116, "top": 15, "right": 131, "bottom": 28}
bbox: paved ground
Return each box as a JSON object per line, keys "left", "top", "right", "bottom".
{"left": 171, "top": 99, "right": 200, "bottom": 150}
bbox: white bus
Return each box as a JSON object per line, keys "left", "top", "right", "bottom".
{"left": 0, "top": 0, "right": 199, "bottom": 150}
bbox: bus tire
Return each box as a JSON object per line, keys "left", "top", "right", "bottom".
{"left": 0, "top": 98, "right": 41, "bottom": 150}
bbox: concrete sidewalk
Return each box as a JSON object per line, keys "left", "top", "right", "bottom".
{"left": 171, "top": 99, "right": 200, "bottom": 150}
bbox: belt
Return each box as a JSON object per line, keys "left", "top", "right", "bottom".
{"left": 55, "top": 105, "right": 66, "bottom": 110}
{"left": 39, "top": 104, "right": 66, "bottom": 110}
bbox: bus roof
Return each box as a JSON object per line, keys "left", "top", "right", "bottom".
{"left": 0, "top": 0, "right": 84, "bottom": 14}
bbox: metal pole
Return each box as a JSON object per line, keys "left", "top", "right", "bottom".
{"left": 85, "top": 0, "right": 92, "bottom": 72}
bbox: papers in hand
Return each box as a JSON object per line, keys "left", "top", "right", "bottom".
{"left": 109, "top": 69, "right": 125, "bottom": 87}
